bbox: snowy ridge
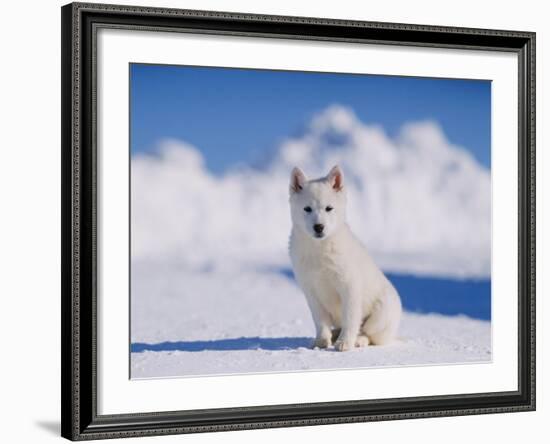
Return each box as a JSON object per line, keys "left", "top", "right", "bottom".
{"left": 131, "top": 105, "right": 490, "bottom": 278}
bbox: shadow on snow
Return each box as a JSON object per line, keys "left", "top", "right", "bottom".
{"left": 131, "top": 336, "right": 312, "bottom": 353}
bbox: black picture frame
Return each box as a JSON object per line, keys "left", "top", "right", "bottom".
{"left": 61, "top": 2, "right": 536, "bottom": 440}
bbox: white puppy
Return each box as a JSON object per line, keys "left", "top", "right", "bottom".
{"left": 288, "top": 166, "right": 402, "bottom": 351}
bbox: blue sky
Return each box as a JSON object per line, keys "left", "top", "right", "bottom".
{"left": 130, "top": 64, "right": 491, "bottom": 174}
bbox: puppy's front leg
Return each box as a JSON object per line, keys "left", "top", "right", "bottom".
{"left": 334, "top": 289, "right": 362, "bottom": 352}
{"left": 304, "top": 292, "right": 333, "bottom": 349}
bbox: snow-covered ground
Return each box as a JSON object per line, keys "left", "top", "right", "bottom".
{"left": 131, "top": 264, "right": 491, "bottom": 379}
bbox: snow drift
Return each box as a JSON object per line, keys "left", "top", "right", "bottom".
{"left": 131, "top": 105, "right": 490, "bottom": 278}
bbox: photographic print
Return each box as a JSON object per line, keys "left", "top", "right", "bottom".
{"left": 129, "top": 64, "right": 492, "bottom": 379}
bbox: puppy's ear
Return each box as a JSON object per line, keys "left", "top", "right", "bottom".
{"left": 290, "top": 167, "right": 307, "bottom": 193}
{"left": 327, "top": 165, "right": 344, "bottom": 192}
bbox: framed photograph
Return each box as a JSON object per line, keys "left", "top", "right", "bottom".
{"left": 61, "top": 2, "right": 536, "bottom": 440}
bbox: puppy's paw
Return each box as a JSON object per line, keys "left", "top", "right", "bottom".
{"left": 355, "top": 335, "right": 370, "bottom": 348}
{"left": 313, "top": 336, "right": 332, "bottom": 349}
{"left": 334, "top": 338, "right": 354, "bottom": 352}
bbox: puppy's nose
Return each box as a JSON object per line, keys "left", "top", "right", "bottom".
{"left": 313, "top": 224, "right": 324, "bottom": 234}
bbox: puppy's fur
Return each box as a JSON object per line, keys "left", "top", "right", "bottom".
{"left": 288, "top": 166, "right": 402, "bottom": 351}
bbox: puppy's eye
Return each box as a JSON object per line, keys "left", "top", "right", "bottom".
{"left": 304, "top": 206, "right": 312, "bottom": 213}
{"left": 326, "top": 206, "right": 334, "bottom": 212}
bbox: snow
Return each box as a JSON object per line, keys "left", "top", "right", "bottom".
{"left": 130, "top": 105, "right": 492, "bottom": 379}
{"left": 131, "top": 265, "right": 491, "bottom": 379}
